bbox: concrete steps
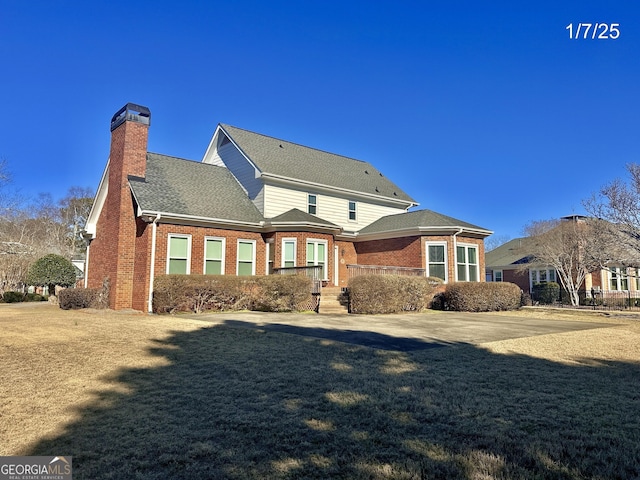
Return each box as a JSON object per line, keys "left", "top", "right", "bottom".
{"left": 318, "top": 287, "right": 349, "bottom": 315}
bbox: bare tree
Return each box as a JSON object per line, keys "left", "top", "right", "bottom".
{"left": 584, "top": 163, "right": 640, "bottom": 255}
{"left": 521, "top": 217, "right": 620, "bottom": 306}
{"left": 485, "top": 234, "right": 512, "bottom": 252}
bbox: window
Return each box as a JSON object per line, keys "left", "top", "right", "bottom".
{"left": 204, "top": 237, "right": 225, "bottom": 275}
{"left": 348, "top": 201, "right": 357, "bottom": 221}
{"left": 308, "top": 194, "right": 317, "bottom": 215}
{"left": 530, "top": 269, "right": 556, "bottom": 285}
{"left": 610, "top": 267, "right": 629, "bottom": 291}
{"left": 167, "top": 235, "right": 191, "bottom": 274}
{"left": 494, "top": 270, "right": 503, "bottom": 282}
{"left": 237, "top": 240, "right": 256, "bottom": 276}
{"left": 456, "top": 245, "right": 478, "bottom": 282}
{"left": 282, "top": 238, "right": 297, "bottom": 268}
{"left": 426, "top": 242, "right": 447, "bottom": 282}
{"left": 307, "top": 239, "right": 327, "bottom": 280}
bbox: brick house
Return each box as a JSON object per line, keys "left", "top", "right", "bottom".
{"left": 85, "top": 103, "right": 492, "bottom": 311}
{"left": 486, "top": 224, "right": 640, "bottom": 300}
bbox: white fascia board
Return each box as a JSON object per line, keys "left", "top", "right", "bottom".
{"left": 264, "top": 221, "right": 342, "bottom": 234}
{"left": 354, "top": 226, "right": 493, "bottom": 242}
{"left": 205, "top": 124, "right": 263, "bottom": 175}
{"left": 139, "top": 210, "right": 265, "bottom": 231}
{"left": 84, "top": 159, "right": 110, "bottom": 238}
{"left": 261, "top": 173, "right": 418, "bottom": 209}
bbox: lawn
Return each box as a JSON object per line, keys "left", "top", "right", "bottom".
{"left": 1, "top": 303, "right": 639, "bottom": 479}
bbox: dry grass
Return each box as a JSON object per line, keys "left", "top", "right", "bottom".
{"left": 1, "top": 303, "right": 640, "bottom": 479}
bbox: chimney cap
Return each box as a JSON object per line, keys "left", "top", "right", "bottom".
{"left": 110, "top": 103, "right": 151, "bottom": 131}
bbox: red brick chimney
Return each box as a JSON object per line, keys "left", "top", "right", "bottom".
{"left": 101, "top": 103, "right": 151, "bottom": 309}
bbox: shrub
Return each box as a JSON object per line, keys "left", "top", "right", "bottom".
{"left": 348, "top": 275, "right": 442, "bottom": 314}
{"left": 532, "top": 282, "right": 560, "bottom": 304}
{"left": 27, "top": 254, "right": 77, "bottom": 294}
{"left": 24, "top": 293, "right": 46, "bottom": 302}
{"left": 252, "top": 275, "right": 313, "bottom": 312}
{"left": 58, "top": 278, "right": 110, "bottom": 310}
{"left": 442, "top": 282, "right": 522, "bottom": 312}
{"left": 3, "top": 291, "right": 24, "bottom": 303}
{"left": 152, "top": 275, "right": 312, "bottom": 314}
{"left": 59, "top": 289, "right": 97, "bottom": 310}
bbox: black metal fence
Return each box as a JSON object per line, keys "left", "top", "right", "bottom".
{"left": 580, "top": 290, "right": 640, "bottom": 311}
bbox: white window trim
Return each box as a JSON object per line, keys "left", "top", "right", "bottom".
{"left": 203, "top": 236, "right": 226, "bottom": 275}
{"left": 456, "top": 243, "right": 479, "bottom": 282}
{"left": 265, "top": 241, "right": 273, "bottom": 275}
{"left": 425, "top": 241, "right": 448, "bottom": 283}
{"left": 307, "top": 238, "right": 329, "bottom": 281}
{"left": 494, "top": 270, "right": 503, "bottom": 282}
{"left": 348, "top": 200, "right": 357, "bottom": 222}
{"left": 236, "top": 239, "right": 257, "bottom": 276}
{"left": 529, "top": 268, "right": 557, "bottom": 291}
{"left": 281, "top": 238, "right": 297, "bottom": 268}
{"left": 308, "top": 194, "right": 317, "bottom": 215}
{"left": 166, "top": 234, "right": 192, "bottom": 274}
{"left": 609, "top": 266, "right": 629, "bottom": 291}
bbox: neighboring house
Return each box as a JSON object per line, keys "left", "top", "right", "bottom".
{"left": 85, "top": 103, "right": 492, "bottom": 311}
{"left": 485, "top": 237, "right": 556, "bottom": 294}
{"left": 486, "top": 231, "right": 640, "bottom": 299}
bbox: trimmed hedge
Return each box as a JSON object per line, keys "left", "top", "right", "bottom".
{"left": 348, "top": 275, "right": 443, "bottom": 314}
{"left": 152, "top": 275, "right": 313, "bottom": 314}
{"left": 1, "top": 292, "right": 47, "bottom": 303}
{"left": 441, "top": 282, "right": 522, "bottom": 312}
{"left": 532, "top": 282, "right": 560, "bottom": 305}
{"left": 3, "top": 291, "right": 25, "bottom": 303}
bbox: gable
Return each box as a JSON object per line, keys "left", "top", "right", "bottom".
{"left": 205, "top": 124, "right": 417, "bottom": 207}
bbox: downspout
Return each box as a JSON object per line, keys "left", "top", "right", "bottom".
{"left": 148, "top": 213, "right": 161, "bottom": 313}
{"left": 84, "top": 243, "right": 90, "bottom": 288}
{"left": 452, "top": 228, "right": 463, "bottom": 282}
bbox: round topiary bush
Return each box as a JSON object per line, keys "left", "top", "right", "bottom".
{"left": 26, "top": 254, "right": 77, "bottom": 295}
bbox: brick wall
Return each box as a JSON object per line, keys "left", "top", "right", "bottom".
{"left": 86, "top": 119, "right": 149, "bottom": 309}
{"left": 503, "top": 268, "right": 530, "bottom": 293}
{"left": 355, "top": 236, "right": 423, "bottom": 268}
{"left": 336, "top": 240, "right": 357, "bottom": 287}
{"left": 153, "top": 224, "right": 267, "bottom": 278}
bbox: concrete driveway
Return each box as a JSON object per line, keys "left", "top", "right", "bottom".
{"left": 188, "top": 310, "right": 617, "bottom": 352}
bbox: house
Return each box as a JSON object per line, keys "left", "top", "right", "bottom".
{"left": 85, "top": 103, "right": 492, "bottom": 311}
{"left": 485, "top": 237, "right": 556, "bottom": 294}
{"left": 486, "top": 219, "right": 640, "bottom": 301}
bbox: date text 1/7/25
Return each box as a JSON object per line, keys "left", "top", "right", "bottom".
{"left": 566, "top": 23, "right": 620, "bottom": 39}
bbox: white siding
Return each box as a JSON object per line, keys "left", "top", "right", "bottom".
{"left": 212, "top": 143, "right": 262, "bottom": 200}
{"left": 264, "top": 184, "right": 405, "bottom": 231}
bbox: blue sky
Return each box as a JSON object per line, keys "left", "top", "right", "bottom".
{"left": 1, "top": 1, "right": 638, "bottom": 240}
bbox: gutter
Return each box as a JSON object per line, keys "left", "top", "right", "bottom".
{"left": 148, "top": 213, "right": 161, "bottom": 313}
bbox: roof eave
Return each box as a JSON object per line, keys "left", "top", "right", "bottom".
{"left": 261, "top": 173, "right": 418, "bottom": 208}
{"left": 355, "top": 226, "right": 493, "bottom": 242}
{"left": 264, "top": 220, "right": 342, "bottom": 234}
{"left": 139, "top": 210, "right": 265, "bottom": 231}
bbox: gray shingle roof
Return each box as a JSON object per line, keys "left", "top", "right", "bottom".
{"left": 485, "top": 237, "right": 533, "bottom": 268}
{"left": 220, "top": 124, "right": 417, "bottom": 204}
{"left": 358, "top": 209, "right": 491, "bottom": 236}
{"left": 129, "top": 153, "right": 264, "bottom": 224}
{"left": 268, "top": 208, "right": 339, "bottom": 228}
